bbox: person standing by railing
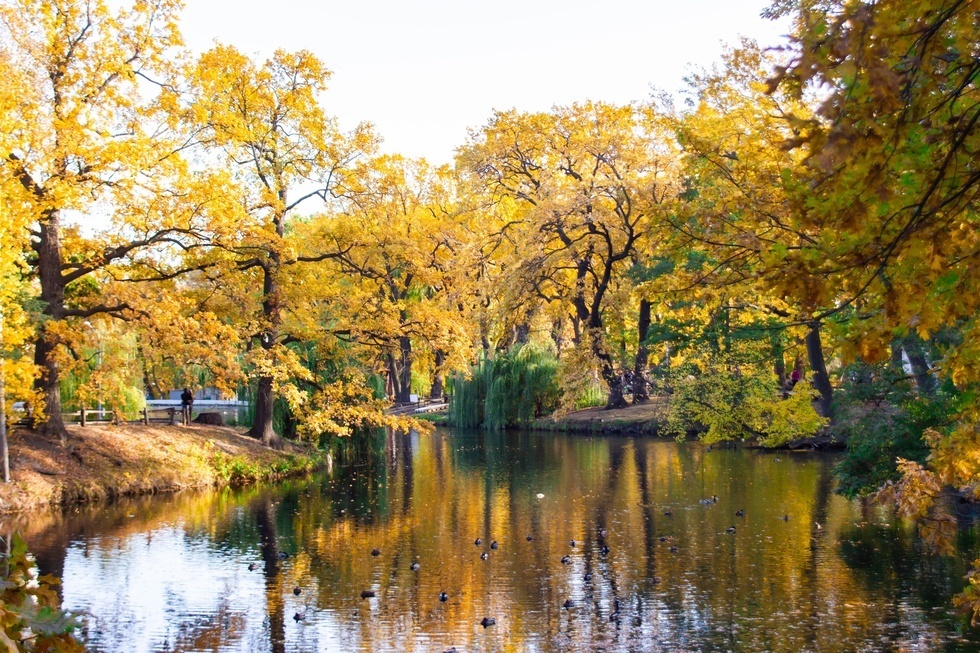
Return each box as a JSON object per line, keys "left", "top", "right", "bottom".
{"left": 180, "top": 388, "right": 194, "bottom": 426}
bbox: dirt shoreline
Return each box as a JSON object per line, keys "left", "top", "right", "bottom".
{"left": 531, "top": 401, "right": 667, "bottom": 435}
{"left": 0, "top": 424, "right": 323, "bottom": 514}
{"left": 526, "top": 400, "right": 843, "bottom": 449}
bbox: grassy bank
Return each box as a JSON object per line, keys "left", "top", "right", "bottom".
{"left": 0, "top": 424, "right": 324, "bottom": 513}
{"left": 529, "top": 400, "right": 667, "bottom": 435}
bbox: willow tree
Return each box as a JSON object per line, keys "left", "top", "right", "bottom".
{"left": 183, "top": 45, "right": 375, "bottom": 446}
{"left": 0, "top": 0, "right": 208, "bottom": 440}
{"left": 461, "top": 103, "right": 679, "bottom": 407}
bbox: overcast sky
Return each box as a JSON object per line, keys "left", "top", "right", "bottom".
{"left": 181, "top": 0, "right": 789, "bottom": 165}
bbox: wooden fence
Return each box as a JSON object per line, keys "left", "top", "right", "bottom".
{"left": 65, "top": 406, "right": 180, "bottom": 426}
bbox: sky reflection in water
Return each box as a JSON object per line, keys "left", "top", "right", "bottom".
{"left": 11, "top": 429, "right": 980, "bottom": 652}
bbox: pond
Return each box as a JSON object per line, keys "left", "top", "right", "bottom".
{"left": 7, "top": 429, "right": 980, "bottom": 652}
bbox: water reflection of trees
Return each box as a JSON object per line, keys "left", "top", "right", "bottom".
{"left": 6, "top": 431, "right": 980, "bottom": 652}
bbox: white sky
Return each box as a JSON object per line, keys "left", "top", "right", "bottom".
{"left": 181, "top": 0, "right": 789, "bottom": 165}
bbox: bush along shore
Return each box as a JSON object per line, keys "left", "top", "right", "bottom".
{"left": 0, "top": 424, "right": 325, "bottom": 514}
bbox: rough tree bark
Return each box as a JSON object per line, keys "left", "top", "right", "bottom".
{"left": 632, "top": 299, "right": 652, "bottom": 404}
{"left": 396, "top": 334, "right": 413, "bottom": 403}
{"left": 805, "top": 321, "right": 834, "bottom": 420}
{"left": 31, "top": 212, "right": 69, "bottom": 441}
{"left": 430, "top": 350, "right": 446, "bottom": 399}
{"left": 247, "top": 243, "right": 283, "bottom": 448}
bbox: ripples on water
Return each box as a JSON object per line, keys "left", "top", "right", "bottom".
{"left": 8, "top": 430, "right": 980, "bottom": 652}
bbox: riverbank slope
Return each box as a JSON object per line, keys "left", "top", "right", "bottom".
{"left": 531, "top": 399, "right": 668, "bottom": 434}
{"left": 0, "top": 424, "right": 321, "bottom": 513}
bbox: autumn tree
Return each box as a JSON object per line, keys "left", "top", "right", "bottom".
{"left": 0, "top": 83, "right": 37, "bottom": 478}
{"left": 461, "top": 103, "right": 679, "bottom": 408}
{"left": 653, "top": 41, "right": 839, "bottom": 425}
{"left": 765, "top": 0, "right": 978, "bottom": 375}
{"left": 763, "top": 0, "right": 980, "bottom": 618}
{"left": 182, "top": 45, "right": 375, "bottom": 446}
{"left": 318, "top": 155, "right": 478, "bottom": 403}
{"left": 0, "top": 0, "right": 223, "bottom": 441}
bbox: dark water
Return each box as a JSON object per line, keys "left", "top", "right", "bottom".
{"left": 7, "top": 430, "right": 980, "bottom": 652}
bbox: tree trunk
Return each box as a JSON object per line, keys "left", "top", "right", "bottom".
{"left": 805, "top": 321, "right": 834, "bottom": 420}
{"left": 33, "top": 213, "right": 68, "bottom": 442}
{"left": 592, "top": 337, "right": 627, "bottom": 409}
{"left": 395, "top": 335, "right": 413, "bottom": 403}
{"left": 248, "top": 257, "right": 282, "bottom": 448}
{"left": 902, "top": 334, "right": 936, "bottom": 395}
{"left": 632, "top": 299, "right": 652, "bottom": 404}
{"left": 551, "top": 319, "right": 566, "bottom": 356}
{"left": 430, "top": 350, "right": 446, "bottom": 399}
{"left": 250, "top": 376, "right": 280, "bottom": 448}
{"left": 514, "top": 322, "right": 531, "bottom": 345}
{"left": 890, "top": 340, "right": 905, "bottom": 372}
{"left": 386, "top": 353, "right": 400, "bottom": 400}
{"left": 773, "top": 333, "right": 787, "bottom": 388}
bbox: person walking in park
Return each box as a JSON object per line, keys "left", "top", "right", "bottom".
{"left": 180, "top": 388, "right": 194, "bottom": 425}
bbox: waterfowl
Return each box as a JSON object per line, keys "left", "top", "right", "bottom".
{"left": 490, "top": 540, "right": 498, "bottom": 550}
{"left": 361, "top": 590, "right": 375, "bottom": 599}
{"left": 600, "top": 545, "right": 610, "bottom": 556}
{"left": 570, "top": 540, "right": 576, "bottom": 548}
{"left": 293, "top": 587, "right": 301, "bottom": 596}
{"left": 278, "top": 551, "right": 290, "bottom": 559}
{"left": 526, "top": 534, "right": 533, "bottom": 541}
{"left": 410, "top": 561, "right": 421, "bottom": 571}
{"left": 474, "top": 538, "right": 482, "bottom": 546}
{"left": 726, "top": 526, "right": 736, "bottom": 534}
{"left": 699, "top": 499, "right": 713, "bottom": 505}
{"left": 663, "top": 509, "right": 673, "bottom": 516}
{"left": 712, "top": 495, "right": 719, "bottom": 503}
{"left": 248, "top": 563, "right": 258, "bottom": 571}
{"left": 584, "top": 573, "right": 593, "bottom": 582}
{"left": 597, "top": 528, "right": 608, "bottom": 539}
{"left": 439, "top": 592, "right": 449, "bottom": 602}
{"left": 668, "top": 545, "right": 678, "bottom": 553}
{"left": 736, "top": 509, "right": 745, "bottom": 517}
{"left": 293, "top": 611, "right": 305, "bottom": 621}
{"left": 480, "top": 552, "right": 489, "bottom": 560}
{"left": 781, "top": 514, "right": 790, "bottom": 521}
{"left": 481, "top": 617, "right": 496, "bottom": 628}
{"left": 371, "top": 548, "right": 381, "bottom": 557}
{"left": 561, "top": 555, "right": 572, "bottom": 565}
{"left": 563, "top": 599, "right": 574, "bottom": 609}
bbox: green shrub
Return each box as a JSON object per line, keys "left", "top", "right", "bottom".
{"left": 834, "top": 378, "right": 960, "bottom": 498}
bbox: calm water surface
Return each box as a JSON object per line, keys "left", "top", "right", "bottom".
{"left": 8, "top": 429, "right": 980, "bottom": 652}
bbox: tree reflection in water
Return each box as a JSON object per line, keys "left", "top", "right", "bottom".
{"left": 6, "top": 429, "right": 980, "bottom": 652}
